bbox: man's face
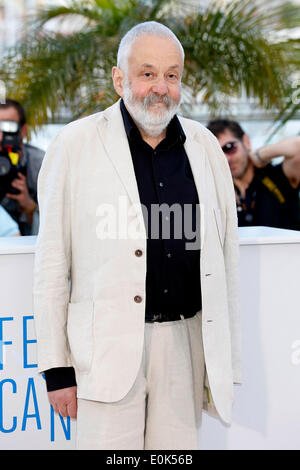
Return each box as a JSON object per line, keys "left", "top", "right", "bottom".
{"left": 0, "top": 106, "right": 24, "bottom": 151}
{"left": 113, "top": 34, "right": 183, "bottom": 137}
{"left": 217, "top": 129, "right": 251, "bottom": 179}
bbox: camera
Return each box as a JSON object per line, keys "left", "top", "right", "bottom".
{"left": 0, "top": 120, "right": 26, "bottom": 202}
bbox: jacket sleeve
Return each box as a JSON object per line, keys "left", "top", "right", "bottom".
{"left": 33, "top": 132, "right": 72, "bottom": 374}
{"left": 210, "top": 133, "right": 242, "bottom": 384}
{"left": 223, "top": 166, "right": 242, "bottom": 384}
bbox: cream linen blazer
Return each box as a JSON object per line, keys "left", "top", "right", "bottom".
{"left": 33, "top": 100, "right": 241, "bottom": 425}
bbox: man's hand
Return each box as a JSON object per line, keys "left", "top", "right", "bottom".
{"left": 48, "top": 386, "right": 77, "bottom": 419}
{"left": 6, "top": 172, "right": 34, "bottom": 212}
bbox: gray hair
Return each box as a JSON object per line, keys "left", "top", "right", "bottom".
{"left": 117, "top": 21, "right": 185, "bottom": 72}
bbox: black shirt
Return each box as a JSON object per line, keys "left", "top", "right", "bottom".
{"left": 236, "top": 163, "right": 300, "bottom": 230}
{"left": 120, "top": 99, "right": 201, "bottom": 317}
{"left": 44, "top": 100, "right": 202, "bottom": 391}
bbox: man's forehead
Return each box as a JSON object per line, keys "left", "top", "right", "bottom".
{"left": 139, "top": 62, "right": 181, "bottom": 70}
{"left": 128, "top": 34, "right": 183, "bottom": 66}
{"left": 217, "top": 129, "right": 237, "bottom": 145}
{"left": 0, "top": 106, "right": 19, "bottom": 122}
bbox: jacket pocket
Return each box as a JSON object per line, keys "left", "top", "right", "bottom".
{"left": 67, "top": 301, "right": 94, "bottom": 373}
{"left": 213, "top": 207, "right": 224, "bottom": 248}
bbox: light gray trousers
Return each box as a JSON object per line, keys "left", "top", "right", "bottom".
{"left": 76, "top": 311, "right": 205, "bottom": 450}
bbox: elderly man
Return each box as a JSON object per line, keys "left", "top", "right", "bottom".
{"left": 34, "top": 22, "right": 241, "bottom": 450}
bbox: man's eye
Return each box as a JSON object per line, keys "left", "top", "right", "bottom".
{"left": 144, "top": 72, "right": 152, "bottom": 77}
{"left": 168, "top": 74, "right": 177, "bottom": 80}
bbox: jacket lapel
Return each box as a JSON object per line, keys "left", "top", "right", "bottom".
{"left": 98, "top": 100, "right": 146, "bottom": 233}
{"left": 181, "top": 121, "right": 207, "bottom": 250}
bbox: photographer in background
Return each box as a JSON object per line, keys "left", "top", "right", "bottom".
{"left": 207, "top": 119, "right": 300, "bottom": 231}
{"left": 0, "top": 99, "right": 44, "bottom": 235}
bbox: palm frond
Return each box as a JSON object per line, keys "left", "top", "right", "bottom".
{"left": 1, "top": 0, "right": 300, "bottom": 132}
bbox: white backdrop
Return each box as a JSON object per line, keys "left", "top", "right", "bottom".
{"left": 200, "top": 227, "right": 300, "bottom": 450}
{"left": 0, "top": 237, "right": 75, "bottom": 449}
{"left": 0, "top": 227, "right": 300, "bottom": 450}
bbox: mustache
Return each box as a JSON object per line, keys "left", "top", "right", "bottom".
{"left": 143, "top": 93, "right": 173, "bottom": 108}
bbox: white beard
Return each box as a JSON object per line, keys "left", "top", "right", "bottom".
{"left": 122, "top": 77, "right": 181, "bottom": 138}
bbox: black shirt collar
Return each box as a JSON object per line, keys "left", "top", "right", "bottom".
{"left": 120, "top": 98, "right": 186, "bottom": 149}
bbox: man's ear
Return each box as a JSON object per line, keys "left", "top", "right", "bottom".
{"left": 112, "top": 66, "right": 125, "bottom": 97}
{"left": 20, "top": 124, "right": 28, "bottom": 140}
{"left": 242, "top": 134, "right": 251, "bottom": 151}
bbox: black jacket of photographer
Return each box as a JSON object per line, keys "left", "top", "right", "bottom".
{"left": 1, "top": 143, "right": 44, "bottom": 235}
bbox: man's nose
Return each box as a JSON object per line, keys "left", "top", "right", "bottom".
{"left": 151, "top": 77, "right": 168, "bottom": 95}
{"left": 225, "top": 153, "right": 233, "bottom": 163}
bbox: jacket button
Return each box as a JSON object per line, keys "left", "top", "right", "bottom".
{"left": 135, "top": 249, "right": 143, "bottom": 257}
{"left": 134, "top": 295, "right": 142, "bottom": 303}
